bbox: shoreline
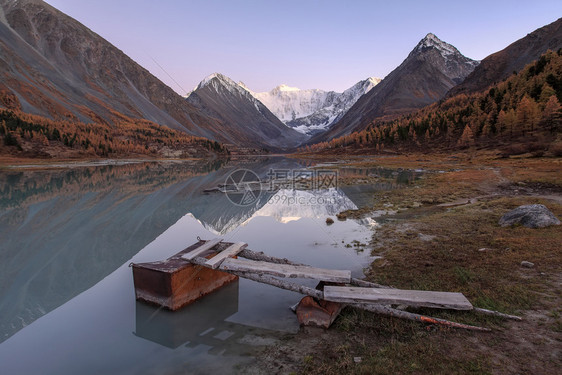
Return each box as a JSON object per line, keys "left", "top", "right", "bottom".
{"left": 0, "top": 156, "right": 226, "bottom": 170}
{"left": 241, "top": 151, "right": 562, "bottom": 375}
{"left": 1, "top": 151, "right": 560, "bottom": 374}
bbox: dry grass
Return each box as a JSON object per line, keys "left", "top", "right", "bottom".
{"left": 298, "top": 195, "right": 561, "bottom": 375}
{"left": 243, "top": 153, "right": 562, "bottom": 375}
{"left": 369, "top": 196, "right": 562, "bottom": 314}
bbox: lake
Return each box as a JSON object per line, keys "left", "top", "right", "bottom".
{"left": 0, "top": 157, "right": 421, "bottom": 374}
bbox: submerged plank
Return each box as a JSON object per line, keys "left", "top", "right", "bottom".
{"left": 324, "top": 286, "right": 473, "bottom": 310}
{"left": 181, "top": 238, "right": 223, "bottom": 261}
{"left": 205, "top": 242, "right": 248, "bottom": 269}
{"left": 219, "top": 258, "right": 351, "bottom": 283}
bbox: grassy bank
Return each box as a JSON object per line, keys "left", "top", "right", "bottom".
{"left": 244, "top": 152, "right": 561, "bottom": 375}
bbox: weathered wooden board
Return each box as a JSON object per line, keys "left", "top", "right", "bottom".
{"left": 219, "top": 258, "right": 351, "bottom": 283}
{"left": 205, "top": 242, "right": 247, "bottom": 269}
{"left": 323, "top": 286, "right": 473, "bottom": 310}
{"left": 181, "top": 238, "right": 223, "bottom": 261}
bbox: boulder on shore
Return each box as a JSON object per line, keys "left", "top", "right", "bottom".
{"left": 499, "top": 204, "right": 560, "bottom": 228}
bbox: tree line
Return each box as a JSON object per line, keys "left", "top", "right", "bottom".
{"left": 301, "top": 50, "right": 562, "bottom": 155}
{"left": 0, "top": 108, "right": 229, "bottom": 157}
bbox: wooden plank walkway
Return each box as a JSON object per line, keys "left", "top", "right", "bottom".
{"left": 205, "top": 242, "right": 247, "bottom": 269}
{"left": 323, "top": 286, "right": 473, "bottom": 310}
{"left": 219, "top": 257, "right": 352, "bottom": 283}
{"left": 181, "top": 238, "right": 223, "bottom": 260}
{"left": 134, "top": 238, "right": 522, "bottom": 331}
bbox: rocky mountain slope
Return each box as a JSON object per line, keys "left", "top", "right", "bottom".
{"left": 186, "top": 73, "right": 307, "bottom": 150}
{"left": 0, "top": 0, "right": 224, "bottom": 138}
{"left": 311, "top": 33, "right": 479, "bottom": 142}
{"left": 448, "top": 17, "right": 562, "bottom": 96}
{"left": 252, "top": 77, "right": 381, "bottom": 135}
{"left": 0, "top": 0, "right": 305, "bottom": 150}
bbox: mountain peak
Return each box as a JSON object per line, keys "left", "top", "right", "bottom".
{"left": 422, "top": 32, "right": 440, "bottom": 43}
{"left": 312, "top": 32, "right": 480, "bottom": 143}
{"left": 252, "top": 77, "right": 381, "bottom": 134}
{"left": 186, "top": 72, "right": 307, "bottom": 149}
{"left": 238, "top": 81, "right": 251, "bottom": 92}
{"left": 274, "top": 84, "right": 300, "bottom": 92}
{"left": 366, "top": 77, "right": 382, "bottom": 85}
{"left": 197, "top": 72, "right": 237, "bottom": 90}
{"left": 414, "top": 33, "right": 458, "bottom": 57}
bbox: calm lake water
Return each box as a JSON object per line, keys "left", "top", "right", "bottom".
{"left": 0, "top": 157, "right": 421, "bottom": 374}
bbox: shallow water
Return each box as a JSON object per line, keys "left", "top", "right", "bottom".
{"left": 0, "top": 157, "right": 416, "bottom": 374}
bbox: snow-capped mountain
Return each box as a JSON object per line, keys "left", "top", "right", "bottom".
{"left": 195, "top": 188, "right": 368, "bottom": 235}
{"left": 312, "top": 33, "right": 479, "bottom": 142}
{"left": 186, "top": 73, "right": 307, "bottom": 149}
{"left": 412, "top": 33, "right": 479, "bottom": 82}
{"left": 249, "top": 188, "right": 358, "bottom": 223}
{"left": 251, "top": 77, "right": 381, "bottom": 135}
{"left": 190, "top": 73, "right": 259, "bottom": 104}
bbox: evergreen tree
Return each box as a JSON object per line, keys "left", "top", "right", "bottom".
{"left": 542, "top": 95, "right": 561, "bottom": 132}
{"left": 458, "top": 125, "right": 474, "bottom": 147}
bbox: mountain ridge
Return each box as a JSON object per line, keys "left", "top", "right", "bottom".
{"left": 0, "top": 0, "right": 221, "bottom": 138}
{"left": 186, "top": 73, "right": 307, "bottom": 150}
{"left": 304, "top": 49, "right": 562, "bottom": 156}
{"left": 310, "top": 33, "right": 479, "bottom": 143}
{"left": 251, "top": 77, "right": 381, "bottom": 135}
{"left": 448, "top": 17, "right": 562, "bottom": 96}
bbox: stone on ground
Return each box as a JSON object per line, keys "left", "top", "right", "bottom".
{"left": 499, "top": 204, "right": 560, "bottom": 228}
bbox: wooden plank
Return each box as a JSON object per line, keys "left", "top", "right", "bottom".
{"left": 323, "top": 286, "right": 473, "bottom": 310}
{"left": 189, "top": 255, "right": 324, "bottom": 299}
{"left": 205, "top": 242, "right": 248, "bottom": 269}
{"left": 186, "top": 255, "right": 491, "bottom": 330}
{"left": 181, "top": 238, "right": 223, "bottom": 261}
{"left": 219, "top": 258, "right": 351, "bottom": 283}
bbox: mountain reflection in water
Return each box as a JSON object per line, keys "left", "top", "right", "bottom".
{"left": 0, "top": 157, "right": 422, "bottom": 374}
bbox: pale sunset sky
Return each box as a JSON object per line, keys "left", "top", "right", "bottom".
{"left": 45, "top": 0, "right": 562, "bottom": 95}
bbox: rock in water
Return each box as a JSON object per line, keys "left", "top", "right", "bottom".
{"left": 499, "top": 204, "right": 561, "bottom": 228}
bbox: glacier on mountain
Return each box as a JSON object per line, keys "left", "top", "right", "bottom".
{"left": 188, "top": 73, "right": 382, "bottom": 137}
{"left": 250, "top": 77, "right": 381, "bottom": 135}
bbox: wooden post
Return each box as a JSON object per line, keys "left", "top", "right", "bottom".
{"left": 473, "top": 307, "right": 522, "bottom": 321}
{"left": 349, "top": 303, "right": 491, "bottom": 332}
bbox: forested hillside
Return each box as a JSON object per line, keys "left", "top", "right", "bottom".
{"left": 0, "top": 109, "right": 228, "bottom": 158}
{"left": 304, "top": 50, "right": 562, "bottom": 156}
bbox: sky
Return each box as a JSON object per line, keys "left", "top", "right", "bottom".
{"left": 45, "top": 0, "right": 562, "bottom": 95}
